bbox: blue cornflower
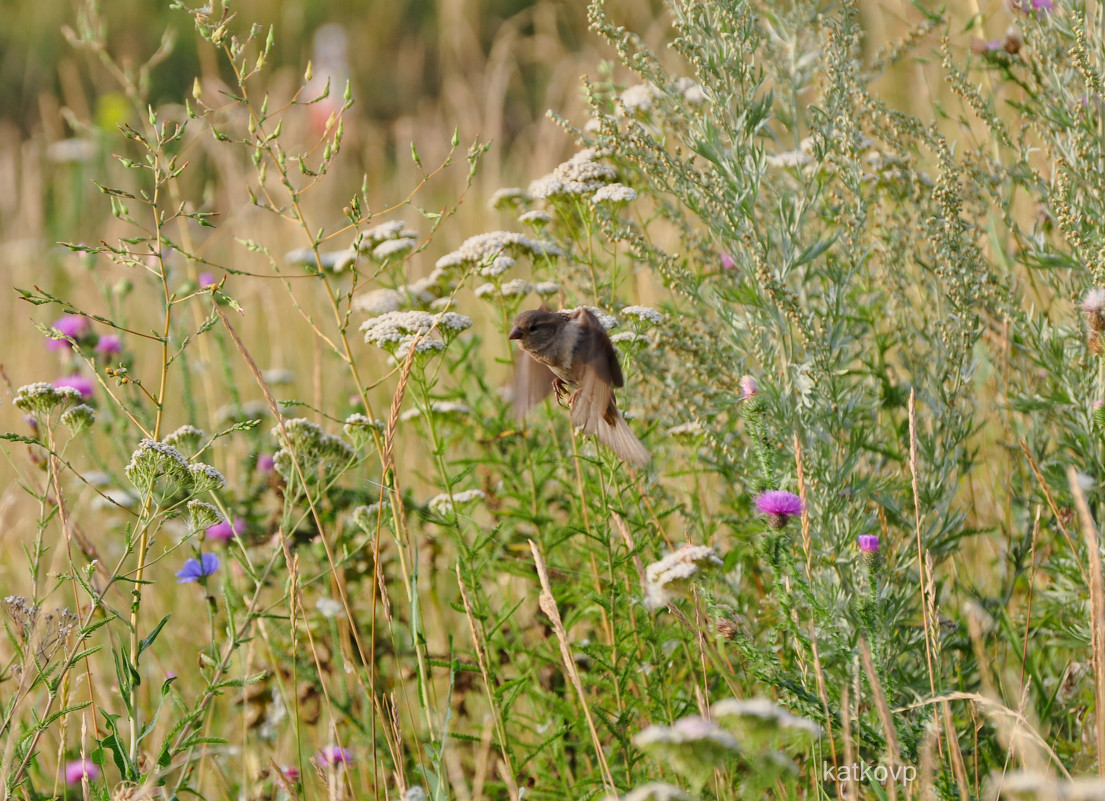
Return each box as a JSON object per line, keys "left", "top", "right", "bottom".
{"left": 176, "top": 553, "right": 220, "bottom": 583}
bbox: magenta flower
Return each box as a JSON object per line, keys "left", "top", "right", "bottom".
{"left": 280, "top": 765, "right": 301, "bottom": 782}
{"left": 175, "top": 553, "right": 220, "bottom": 583}
{"left": 199, "top": 272, "right": 216, "bottom": 287}
{"left": 739, "top": 375, "right": 758, "bottom": 399}
{"left": 54, "top": 375, "right": 94, "bottom": 400}
{"left": 94, "top": 334, "right": 122, "bottom": 355}
{"left": 46, "top": 314, "right": 90, "bottom": 350}
{"left": 720, "top": 252, "right": 735, "bottom": 270}
{"left": 64, "top": 758, "right": 99, "bottom": 785}
{"left": 315, "top": 745, "right": 353, "bottom": 768}
{"left": 1033, "top": 0, "right": 1053, "bottom": 10}
{"left": 755, "top": 489, "right": 804, "bottom": 529}
{"left": 206, "top": 517, "right": 244, "bottom": 542}
{"left": 256, "top": 453, "right": 275, "bottom": 473}
{"left": 858, "top": 534, "right": 880, "bottom": 553}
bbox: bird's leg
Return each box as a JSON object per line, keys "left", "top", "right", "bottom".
{"left": 552, "top": 378, "right": 570, "bottom": 407}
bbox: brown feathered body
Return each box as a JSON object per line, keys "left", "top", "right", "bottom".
{"left": 508, "top": 308, "right": 649, "bottom": 465}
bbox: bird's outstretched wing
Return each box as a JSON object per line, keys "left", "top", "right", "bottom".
{"left": 512, "top": 350, "right": 556, "bottom": 421}
{"left": 569, "top": 309, "right": 649, "bottom": 465}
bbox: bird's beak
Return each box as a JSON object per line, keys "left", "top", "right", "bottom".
{"left": 508, "top": 326, "right": 523, "bottom": 341}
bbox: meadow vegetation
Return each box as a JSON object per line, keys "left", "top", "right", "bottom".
{"left": 2, "top": 0, "right": 1104, "bottom": 799}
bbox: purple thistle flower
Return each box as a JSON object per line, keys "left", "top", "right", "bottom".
{"left": 280, "top": 765, "right": 301, "bottom": 782}
{"left": 94, "top": 334, "right": 122, "bottom": 355}
{"left": 315, "top": 745, "right": 353, "bottom": 768}
{"left": 64, "top": 759, "right": 99, "bottom": 785}
{"left": 54, "top": 374, "right": 94, "bottom": 400}
{"left": 739, "top": 375, "right": 758, "bottom": 398}
{"left": 46, "top": 314, "right": 90, "bottom": 350}
{"left": 199, "top": 272, "right": 216, "bottom": 287}
{"left": 1033, "top": 0, "right": 1053, "bottom": 10}
{"left": 256, "top": 452, "right": 275, "bottom": 473}
{"left": 206, "top": 517, "right": 244, "bottom": 542}
{"left": 858, "top": 534, "right": 880, "bottom": 553}
{"left": 755, "top": 489, "right": 804, "bottom": 529}
{"left": 176, "top": 553, "right": 220, "bottom": 583}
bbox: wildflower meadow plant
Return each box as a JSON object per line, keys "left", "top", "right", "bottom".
{"left": 5, "top": 0, "right": 1105, "bottom": 798}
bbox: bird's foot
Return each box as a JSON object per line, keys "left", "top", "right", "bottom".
{"left": 553, "top": 379, "right": 569, "bottom": 408}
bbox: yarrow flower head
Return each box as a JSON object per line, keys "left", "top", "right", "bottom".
{"left": 361, "top": 310, "right": 472, "bottom": 353}
{"left": 372, "top": 237, "right": 416, "bottom": 262}
{"left": 434, "top": 231, "right": 562, "bottom": 271}
{"left": 428, "top": 489, "right": 486, "bottom": 518}
{"left": 175, "top": 553, "right": 220, "bottom": 583}
{"left": 271, "top": 418, "right": 356, "bottom": 480}
{"left": 59, "top": 404, "right": 95, "bottom": 435}
{"left": 343, "top": 413, "right": 385, "bottom": 449}
{"left": 534, "top": 281, "right": 560, "bottom": 297}
{"left": 54, "top": 374, "right": 94, "bottom": 401}
{"left": 45, "top": 314, "right": 90, "bottom": 351}
{"left": 188, "top": 462, "right": 226, "bottom": 494}
{"left": 621, "top": 305, "right": 664, "bottom": 326}
{"left": 164, "top": 424, "right": 205, "bottom": 455}
{"left": 124, "top": 439, "right": 191, "bottom": 495}
{"left": 591, "top": 182, "right": 638, "bottom": 205}
{"left": 519, "top": 209, "right": 553, "bottom": 227}
{"left": 755, "top": 490, "right": 804, "bottom": 529}
{"left": 644, "top": 544, "right": 723, "bottom": 609}
{"left": 711, "top": 698, "right": 823, "bottom": 748}
{"left": 633, "top": 716, "right": 741, "bottom": 786}
{"left": 529, "top": 149, "right": 617, "bottom": 199}
{"left": 13, "top": 382, "right": 82, "bottom": 418}
{"left": 64, "top": 758, "right": 99, "bottom": 786}
{"left": 187, "top": 500, "right": 222, "bottom": 533}
{"left": 489, "top": 187, "right": 532, "bottom": 210}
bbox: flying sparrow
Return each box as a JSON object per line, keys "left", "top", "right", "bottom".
{"left": 508, "top": 307, "right": 649, "bottom": 465}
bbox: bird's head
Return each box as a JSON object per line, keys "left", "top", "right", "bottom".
{"left": 508, "top": 309, "right": 564, "bottom": 353}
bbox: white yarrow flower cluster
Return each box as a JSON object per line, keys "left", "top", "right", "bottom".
{"left": 632, "top": 716, "right": 741, "bottom": 779}
{"left": 591, "top": 183, "right": 638, "bottom": 205}
{"left": 361, "top": 310, "right": 472, "bottom": 349}
{"left": 428, "top": 489, "right": 486, "bottom": 517}
{"left": 610, "top": 331, "right": 651, "bottom": 347}
{"left": 644, "top": 544, "right": 723, "bottom": 609}
{"left": 435, "top": 231, "right": 562, "bottom": 271}
{"left": 363, "top": 220, "right": 416, "bottom": 242}
{"left": 489, "top": 187, "right": 532, "bottom": 210}
{"left": 621, "top": 305, "right": 665, "bottom": 325}
{"left": 710, "top": 698, "right": 823, "bottom": 744}
{"left": 399, "top": 401, "right": 470, "bottom": 422}
{"left": 518, "top": 209, "right": 553, "bottom": 226}
{"left": 534, "top": 281, "right": 560, "bottom": 296}
{"left": 372, "top": 237, "right": 416, "bottom": 261}
{"left": 529, "top": 149, "right": 618, "bottom": 199}
{"left": 480, "top": 255, "right": 516, "bottom": 277}
{"left": 13, "top": 382, "right": 82, "bottom": 418}
{"left": 355, "top": 288, "right": 404, "bottom": 317}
